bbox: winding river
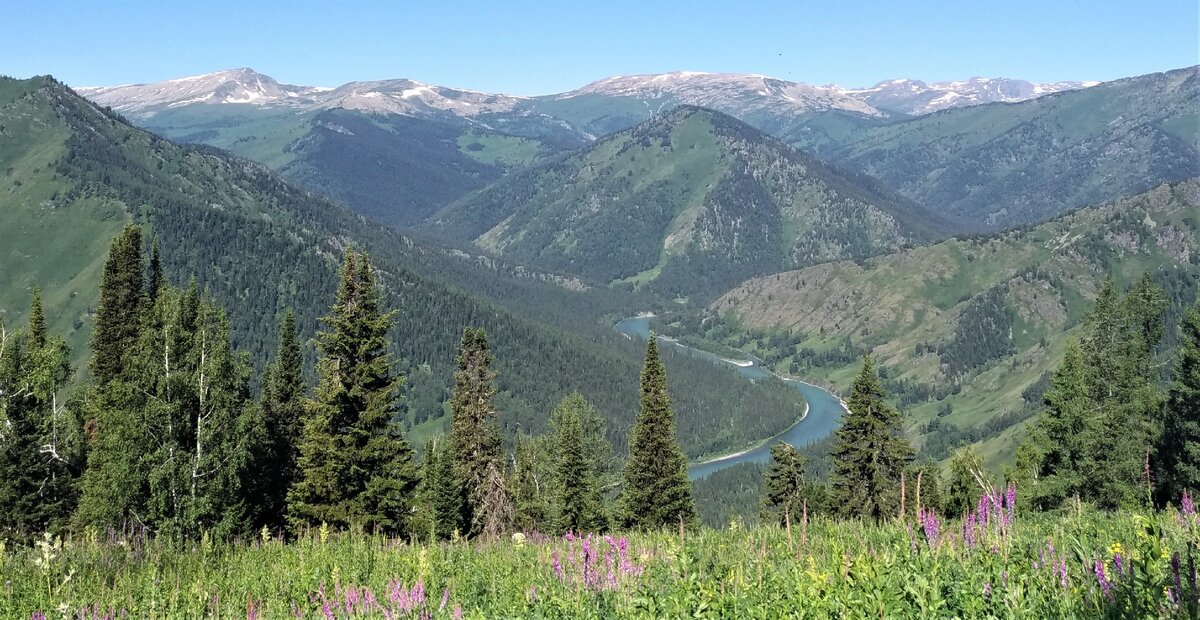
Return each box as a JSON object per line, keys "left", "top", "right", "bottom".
{"left": 615, "top": 315, "right": 846, "bottom": 480}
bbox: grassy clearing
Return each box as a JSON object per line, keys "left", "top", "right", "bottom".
{"left": 2, "top": 503, "right": 1196, "bottom": 618}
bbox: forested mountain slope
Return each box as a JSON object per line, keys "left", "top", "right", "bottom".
{"left": 426, "top": 106, "right": 955, "bottom": 301}
{"left": 0, "top": 76, "right": 807, "bottom": 459}
{"left": 829, "top": 67, "right": 1199, "bottom": 230}
{"left": 703, "top": 180, "right": 1200, "bottom": 470}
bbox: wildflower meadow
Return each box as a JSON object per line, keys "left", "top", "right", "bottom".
{"left": 3, "top": 489, "right": 1198, "bottom": 619}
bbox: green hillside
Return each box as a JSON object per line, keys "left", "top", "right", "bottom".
{"left": 0, "top": 76, "right": 811, "bottom": 460}
{"left": 133, "top": 104, "right": 585, "bottom": 228}
{"left": 426, "top": 106, "right": 954, "bottom": 301}
{"left": 830, "top": 67, "right": 1199, "bottom": 230}
{"left": 696, "top": 180, "right": 1199, "bottom": 471}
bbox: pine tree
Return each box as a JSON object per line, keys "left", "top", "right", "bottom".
{"left": 0, "top": 293, "right": 78, "bottom": 540}
{"left": 619, "top": 336, "right": 695, "bottom": 530}
{"left": 28, "top": 287, "right": 46, "bottom": 349}
{"left": 288, "top": 251, "right": 417, "bottom": 536}
{"left": 147, "top": 238, "right": 164, "bottom": 303}
{"left": 828, "top": 354, "right": 914, "bottom": 521}
{"left": 1158, "top": 299, "right": 1200, "bottom": 502}
{"left": 75, "top": 230, "right": 150, "bottom": 529}
{"left": 412, "top": 438, "right": 463, "bottom": 541}
{"left": 448, "top": 327, "right": 504, "bottom": 537}
{"left": 549, "top": 392, "right": 617, "bottom": 488}
{"left": 554, "top": 400, "right": 607, "bottom": 533}
{"left": 1029, "top": 274, "right": 1168, "bottom": 509}
{"left": 760, "top": 443, "right": 811, "bottom": 527}
{"left": 89, "top": 225, "right": 144, "bottom": 386}
{"left": 254, "top": 311, "right": 306, "bottom": 530}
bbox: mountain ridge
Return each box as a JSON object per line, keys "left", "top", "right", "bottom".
{"left": 424, "top": 105, "right": 956, "bottom": 300}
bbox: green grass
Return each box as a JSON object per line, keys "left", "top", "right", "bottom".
{"left": 455, "top": 131, "right": 541, "bottom": 166}
{"left": 143, "top": 105, "right": 312, "bottom": 168}
{"left": 0, "top": 79, "right": 129, "bottom": 369}
{"left": 2, "top": 506, "right": 1195, "bottom": 618}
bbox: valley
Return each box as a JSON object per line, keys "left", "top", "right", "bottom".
{"left": 2, "top": 8, "right": 1198, "bottom": 610}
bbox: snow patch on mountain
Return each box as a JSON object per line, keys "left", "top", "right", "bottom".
{"left": 839, "top": 77, "right": 1099, "bottom": 115}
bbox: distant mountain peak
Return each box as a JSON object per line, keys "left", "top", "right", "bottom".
{"left": 562, "top": 70, "right": 886, "bottom": 118}
{"left": 841, "top": 76, "right": 1100, "bottom": 114}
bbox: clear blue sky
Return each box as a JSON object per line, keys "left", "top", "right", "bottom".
{"left": 3, "top": 0, "right": 1196, "bottom": 94}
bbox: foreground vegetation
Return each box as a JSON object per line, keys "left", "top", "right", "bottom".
{"left": 4, "top": 500, "right": 1198, "bottom": 618}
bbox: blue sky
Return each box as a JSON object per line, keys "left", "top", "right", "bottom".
{"left": 3, "top": 0, "right": 1196, "bottom": 94}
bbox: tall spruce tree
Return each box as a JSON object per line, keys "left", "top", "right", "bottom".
{"left": 760, "top": 443, "right": 812, "bottom": 527}
{"left": 448, "top": 327, "right": 505, "bottom": 537}
{"left": 1158, "top": 299, "right": 1200, "bottom": 502}
{"left": 89, "top": 225, "right": 144, "bottom": 386}
{"left": 829, "top": 354, "right": 914, "bottom": 521}
{"left": 147, "top": 238, "right": 164, "bottom": 304}
{"left": 288, "top": 251, "right": 418, "bottom": 536}
{"left": 254, "top": 311, "right": 306, "bottom": 530}
{"left": 1027, "top": 274, "right": 1168, "bottom": 509}
{"left": 554, "top": 399, "right": 607, "bottom": 533}
{"left": 413, "top": 438, "right": 463, "bottom": 541}
{"left": 619, "top": 336, "right": 695, "bottom": 529}
{"left": 75, "top": 229, "right": 148, "bottom": 529}
{"left": 0, "top": 291, "right": 78, "bottom": 539}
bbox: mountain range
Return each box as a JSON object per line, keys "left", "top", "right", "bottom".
{"left": 0, "top": 75, "right": 808, "bottom": 460}
{"left": 76, "top": 66, "right": 1198, "bottom": 235}
{"left": 79, "top": 67, "right": 1096, "bottom": 120}
{"left": 424, "top": 106, "right": 953, "bottom": 300}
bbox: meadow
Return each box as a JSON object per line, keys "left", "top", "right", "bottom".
{"left": 4, "top": 492, "right": 1198, "bottom": 619}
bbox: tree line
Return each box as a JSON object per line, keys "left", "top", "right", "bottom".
{"left": 0, "top": 227, "right": 699, "bottom": 541}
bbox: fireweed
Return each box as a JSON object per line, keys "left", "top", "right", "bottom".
{"left": 5, "top": 490, "right": 1196, "bottom": 618}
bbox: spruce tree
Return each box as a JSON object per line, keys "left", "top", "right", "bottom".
{"left": 288, "top": 251, "right": 417, "bottom": 536}
{"left": 413, "top": 438, "right": 463, "bottom": 541}
{"left": 760, "top": 443, "right": 811, "bottom": 527}
{"left": 828, "top": 354, "right": 914, "bottom": 521}
{"left": 1028, "top": 274, "right": 1168, "bottom": 509}
{"left": 89, "top": 225, "right": 144, "bottom": 386}
{"left": 75, "top": 230, "right": 150, "bottom": 529}
{"left": 28, "top": 287, "right": 46, "bottom": 349}
{"left": 448, "top": 327, "right": 505, "bottom": 537}
{"left": 1158, "top": 299, "right": 1200, "bottom": 502}
{"left": 549, "top": 392, "right": 617, "bottom": 487}
{"left": 0, "top": 293, "right": 78, "bottom": 540}
{"left": 618, "top": 336, "right": 695, "bottom": 529}
{"left": 554, "top": 400, "right": 607, "bottom": 533}
{"left": 254, "top": 311, "right": 306, "bottom": 530}
{"left": 147, "top": 238, "right": 164, "bottom": 303}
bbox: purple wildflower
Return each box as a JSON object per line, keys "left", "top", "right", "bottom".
{"left": 1059, "top": 559, "right": 1069, "bottom": 589}
{"left": 1002, "top": 571, "right": 1007, "bottom": 588}
{"left": 439, "top": 587, "right": 450, "bottom": 612}
{"left": 452, "top": 605, "right": 464, "bottom": 620}
{"left": 1006, "top": 482, "right": 1016, "bottom": 519}
{"left": 1113, "top": 553, "right": 1124, "bottom": 579}
{"left": 1095, "top": 559, "right": 1113, "bottom": 600}
{"left": 552, "top": 550, "right": 564, "bottom": 582}
{"left": 983, "top": 581, "right": 991, "bottom": 598}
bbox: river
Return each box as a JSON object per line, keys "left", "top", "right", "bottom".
{"left": 614, "top": 315, "right": 845, "bottom": 480}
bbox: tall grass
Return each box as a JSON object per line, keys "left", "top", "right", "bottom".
{"left": 3, "top": 498, "right": 1197, "bottom": 619}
